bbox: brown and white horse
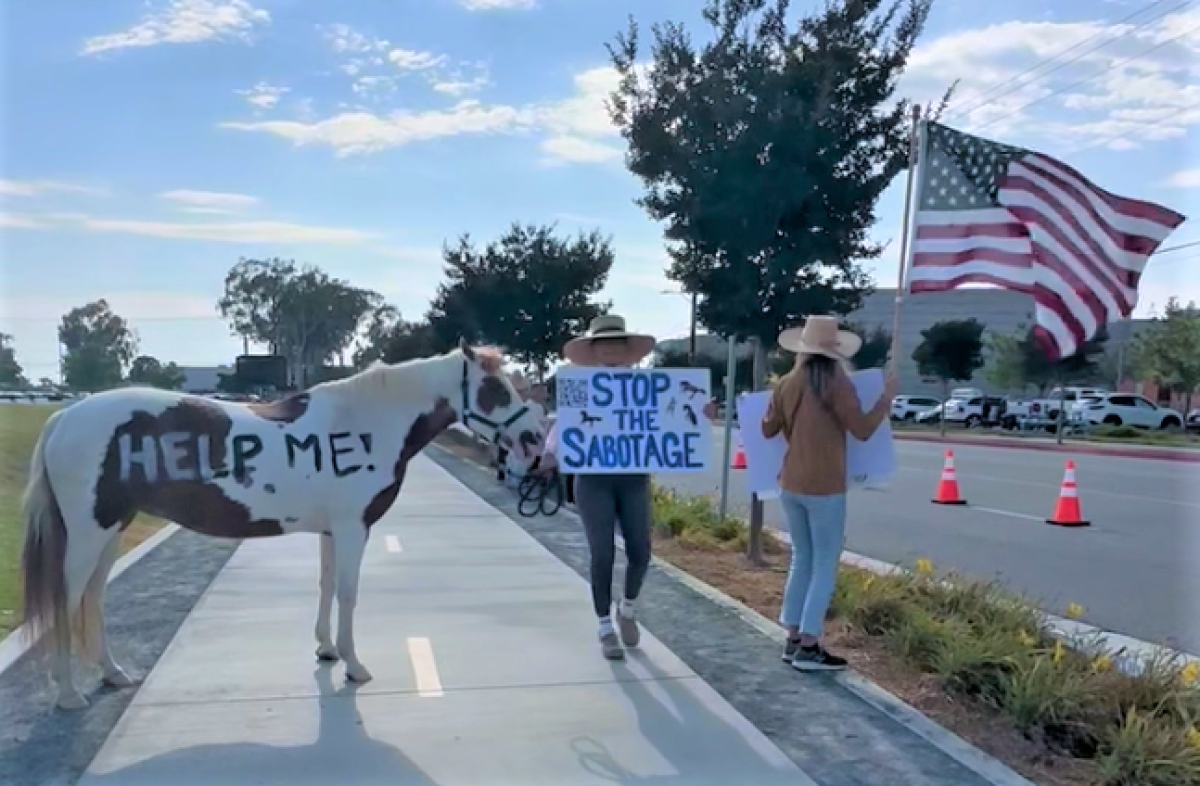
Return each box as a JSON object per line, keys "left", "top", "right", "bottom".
{"left": 19, "top": 341, "right": 543, "bottom": 709}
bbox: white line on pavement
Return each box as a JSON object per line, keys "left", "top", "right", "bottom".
{"left": 969, "top": 506, "right": 1046, "bottom": 523}
{"left": 407, "top": 637, "right": 444, "bottom": 698}
{"left": 385, "top": 535, "right": 402, "bottom": 553}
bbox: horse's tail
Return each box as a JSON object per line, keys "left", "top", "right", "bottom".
{"left": 19, "top": 407, "right": 72, "bottom": 655}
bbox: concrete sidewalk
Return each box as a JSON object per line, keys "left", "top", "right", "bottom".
{"left": 75, "top": 457, "right": 811, "bottom": 786}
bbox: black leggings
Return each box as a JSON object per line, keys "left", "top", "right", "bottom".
{"left": 574, "top": 473, "right": 652, "bottom": 618}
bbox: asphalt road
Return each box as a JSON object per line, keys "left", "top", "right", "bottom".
{"left": 658, "top": 426, "right": 1200, "bottom": 655}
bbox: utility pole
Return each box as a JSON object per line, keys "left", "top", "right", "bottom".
{"left": 688, "top": 290, "right": 698, "bottom": 365}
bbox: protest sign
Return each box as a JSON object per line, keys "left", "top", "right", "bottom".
{"left": 554, "top": 366, "right": 712, "bottom": 474}
{"left": 734, "top": 368, "right": 896, "bottom": 495}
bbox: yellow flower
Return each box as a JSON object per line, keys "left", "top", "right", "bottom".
{"left": 915, "top": 558, "right": 934, "bottom": 576}
{"left": 1180, "top": 661, "right": 1200, "bottom": 687}
{"left": 1017, "top": 629, "right": 1037, "bottom": 648}
{"left": 1052, "top": 640, "right": 1065, "bottom": 664}
{"left": 1188, "top": 726, "right": 1200, "bottom": 749}
{"left": 863, "top": 577, "right": 875, "bottom": 592}
{"left": 1092, "top": 654, "right": 1113, "bottom": 674}
{"left": 1066, "top": 603, "right": 1085, "bottom": 620}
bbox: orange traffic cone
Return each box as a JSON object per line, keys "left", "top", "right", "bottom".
{"left": 1047, "top": 460, "right": 1090, "bottom": 527}
{"left": 731, "top": 431, "right": 747, "bottom": 470}
{"left": 932, "top": 450, "right": 966, "bottom": 505}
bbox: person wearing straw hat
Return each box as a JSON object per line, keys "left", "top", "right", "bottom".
{"left": 763, "top": 315, "right": 897, "bottom": 671}
{"left": 539, "top": 314, "right": 716, "bottom": 660}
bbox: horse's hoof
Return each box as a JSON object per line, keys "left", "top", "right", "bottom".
{"left": 57, "top": 691, "right": 90, "bottom": 711}
{"left": 316, "top": 645, "right": 340, "bottom": 662}
{"left": 345, "top": 664, "right": 373, "bottom": 684}
{"left": 102, "top": 668, "right": 136, "bottom": 688}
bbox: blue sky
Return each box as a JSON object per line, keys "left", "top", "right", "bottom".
{"left": 1, "top": 0, "right": 1197, "bottom": 382}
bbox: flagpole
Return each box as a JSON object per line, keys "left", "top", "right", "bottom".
{"left": 889, "top": 104, "right": 926, "bottom": 371}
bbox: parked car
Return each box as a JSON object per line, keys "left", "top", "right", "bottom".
{"left": 1187, "top": 409, "right": 1199, "bottom": 432}
{"left": 891, "top": 395, "right": 941, "bottom": 421}
{"left": 1073, "top": 393, "right": 1185, "bottom": 430}
{"left": 943, "top": 395, "right": 1007, "bottom": 427}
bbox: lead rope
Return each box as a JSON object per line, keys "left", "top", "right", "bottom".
{"left": 517, "top": 468, "right": 564, "bottom": 518}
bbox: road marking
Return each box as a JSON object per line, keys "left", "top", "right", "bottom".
{"left": 969, "top": 506, "right": 1046, "bottom": 523}
{"left": 384, "top": 535, "right": 402, "bottom": 553}
{"left": 407, "top": 637, "right": 444, "bottom": 698}
{"left": 896, "top": 466, "right": 1198, "bottom": 509}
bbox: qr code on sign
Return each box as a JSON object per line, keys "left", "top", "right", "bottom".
{"left": 558, "top": 378, "right": 590, "bottom": 409}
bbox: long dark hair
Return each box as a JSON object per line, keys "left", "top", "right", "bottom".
{"left": 801, "top": 353, "right": 840, "bottom": 407}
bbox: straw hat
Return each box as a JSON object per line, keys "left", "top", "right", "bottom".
{"left": 778, "top": 315, "right": 862, "bottom": 360}
{"left": 563, "top": 314, "right": 657, "bottom": 366}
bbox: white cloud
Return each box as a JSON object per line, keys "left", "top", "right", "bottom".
{"left": 899, "top": 10, "right": 1200, "bottom": 151}
{"left": 459, "top": 0, "right": 537, "bottom": 9}
{"left": 433, "top": 74, "right": 491, "bottom": 97}
{"left": 540, "top": 136, "right": 622, "bottom": 166}
{"left": 235, "top": 81, "right": 288, "bottom": 110}
{"left": 0, "top": 179, "right": 107, "bottom": 197}
{"left": 388, "top": 48, "right": 447, "bottom": 72}
{"left": 158, "top": 189, "right": 260, "bottom": 209}
{"left": 221, "top": 64, "right": 625, "bottom": 164}
{"left": 221, "top": 102, "right": 536, "bottom": 157}
{"left": 8, "top": 212, "right": 373, "bottom": 243}
{"left": 80, "top": 0, "right": 270, "bottom": 56}
{"left": 77, "top": 217, "right": 372, "bottom": 244}
{"left": 1164, "top": 168, "right": 1200, "bottom": 188}
{"left": 0, "top": 213, "right": 44, "bottom": 229}
{"left": 319, "top": 23, "right": 390, "bottom": 55}
{"left": 179, "top": 207, "right": 237, "bottom": 215}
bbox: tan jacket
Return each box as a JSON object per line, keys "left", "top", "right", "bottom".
{"left": 762, "top": 367, "right": 888, "bottom": 496}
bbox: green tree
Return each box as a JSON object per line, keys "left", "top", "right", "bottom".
{"left": 608, "top": 0, "right": 947, "bottom": 563}
{"left": 376, "top": 319, "right": 440, "bottom": 365}
{"left": 353, "top": 304, "right": 403, "bottom": 368}
{"left": 0, "top": 333, "right": 29, "bottom": 389}
{"left": 848, "top": 323, "right": 892, "bottom": 370}
{"left": 59, "top": 299, "right": 138, "bottom": 391}
{"left": 984, "top": 328, "right": 1029, "bottom": 393}
{"left": 218, "top": 258, "right": 384, "bottom": 388}
{"left": 426, "top": 223, "right": 614, "bottom": 379}
{"left": 127, "top": 355, "right": 187, "bottom": 390}
{"left": 1130, "top": 298, "right": 1200, "bottom": 414}
{"left": 912, "top": 319, "right": 985, "bottom": 436}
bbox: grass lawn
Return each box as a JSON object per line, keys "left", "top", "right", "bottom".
{"left": 0, "top": 404, "right": 163, "bottom": 639}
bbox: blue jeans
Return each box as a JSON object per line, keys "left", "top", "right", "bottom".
{"left": 778, "top": 491, "right": 847, "bottom": 636}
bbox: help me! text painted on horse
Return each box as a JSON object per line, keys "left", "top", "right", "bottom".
{"left": 559, "top": 370, "right": 704, "bottom": 471}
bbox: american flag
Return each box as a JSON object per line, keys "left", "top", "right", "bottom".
{"left": 906, "top": 121, "right": 1186, "bottom": 360}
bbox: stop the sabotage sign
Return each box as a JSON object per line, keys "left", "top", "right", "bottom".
{"left": 554, "top": 367, "right": 713, "bottom": 474}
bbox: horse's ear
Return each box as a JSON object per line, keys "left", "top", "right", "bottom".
{"left": 459, "top": 337, "right": 476, "bottom": 361}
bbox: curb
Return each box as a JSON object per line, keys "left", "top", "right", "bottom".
{"left": 0, "top": 523, "right": 182, "bottom": 677}
{"left": 835, "top": 547, "right": 1200, "bottom": 673}
{"left": 893, "top": 431, "right": 1200, "bottom": 463}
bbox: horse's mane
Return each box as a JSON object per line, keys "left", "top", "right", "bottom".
{"left": 314, "top": 345, "right": 506, "bottom": 405}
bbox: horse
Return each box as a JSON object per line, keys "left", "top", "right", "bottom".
{"left": 19, "top": 340, "right": 544, "bottom": 710}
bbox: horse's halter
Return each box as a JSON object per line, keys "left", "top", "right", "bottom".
{"left": 459, "top": 359, "right": 531, "bottom": 446}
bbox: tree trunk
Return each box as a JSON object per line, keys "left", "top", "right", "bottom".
{"left": 939, "top": 379, "right": 948, "bottom": 437}
{"left": 746, "top": 337, "right": 769, "bottom": 568}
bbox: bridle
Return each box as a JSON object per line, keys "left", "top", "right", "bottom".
{"left": 459, "top": 359, "right": 531, "bottom": 446}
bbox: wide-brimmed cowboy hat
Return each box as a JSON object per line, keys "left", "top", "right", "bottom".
{"left": 563, "top": 314, "right": 657, "bottom": 366}
{"left": 778, "top": 315, "right": 862, "bottom": 360}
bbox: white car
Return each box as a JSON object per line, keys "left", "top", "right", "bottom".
{"left": 891, "top": 395, "right": 941, "bottom": 421}
{"left": 1075, "top": 393, "right": 1185, "bottom": 430}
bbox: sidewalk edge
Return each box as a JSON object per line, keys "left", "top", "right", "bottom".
{"left": 0, "top": 523, "right": 181, "bottom": 677}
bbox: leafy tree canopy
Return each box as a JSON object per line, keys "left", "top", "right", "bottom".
{"left": 0, "top": 333, "right": 29, "bottom": 390}
{"left": 912, "top": 318, "right": 986, "bottom": 385}
{"left": 608, "top": 0, "right": 950, "bottom": 346}
{"left": 1131, "top": 298, "right": 1200, "bottom": 410}
{"left": 59, "top": 299, "right": 138, "bottom": 391}
{"left": 128, "top": 355, "right": 186, "bottom": 390}
{"left": 426, "top": 222, "right": 614, "bottom": 377}
{"left": 218, "top": 258, "right": 384, "bottom": 387}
